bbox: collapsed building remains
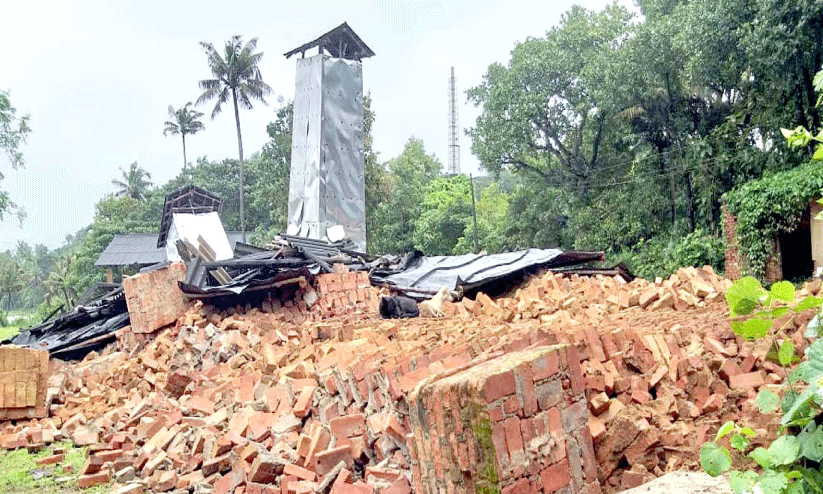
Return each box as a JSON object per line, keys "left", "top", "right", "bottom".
{"left": 0, "top": 261, "right": 804, "bottom": 494}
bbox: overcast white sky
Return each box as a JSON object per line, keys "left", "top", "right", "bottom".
{"left": 0, "top": 0, "right": 626, "bottom": 251}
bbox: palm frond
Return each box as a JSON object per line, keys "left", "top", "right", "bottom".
{"left": 198, "top": 35, "right": 271, "bottom": 129}
{"left": 163, "top": 121, "right": 179, "bottom": 136}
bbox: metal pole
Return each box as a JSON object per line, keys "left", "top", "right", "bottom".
{"left": 470, "top": 174, "right": 479, "bottom": 254}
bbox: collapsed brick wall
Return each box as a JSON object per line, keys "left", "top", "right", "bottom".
{"left": 2, "top": 266, "right": 791, "bottom": 493}
{"left": 123, "top": 262, "right": 190, "bottom": 334}
{"left": 722, "top": 206, "right": 783, "bottom": 282}
{"left": 408, "top": 345, "right": 597, "bottom": 494}
{"left": 0, "top": 346, "right": 49, "bottom": 420}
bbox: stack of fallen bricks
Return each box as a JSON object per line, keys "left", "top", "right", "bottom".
{"left": 2, "top": 264, "right": 815, "bottom": 493}
{"left": 311, "top": 271, "right": 380, "bottom": 321}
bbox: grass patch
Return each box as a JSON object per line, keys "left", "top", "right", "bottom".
{"left": 0, "top": 326, "right": 20, "bottom": 341}
{"left": 0, "top": 309, "right": 37, "bottom": 341}
{"left": 0, "top": 441, "right": 108, "bottom": 493}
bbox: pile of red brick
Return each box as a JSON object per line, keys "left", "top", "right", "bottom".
{"left": 0, "top": 266, "right": 809, "bottom": 494}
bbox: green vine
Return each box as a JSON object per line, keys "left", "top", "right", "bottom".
{"left": 725, "top": 162, "right": 823, "bottom": 278}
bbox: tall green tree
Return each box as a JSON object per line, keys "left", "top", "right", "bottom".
{"left": 243, "top": 101, "right": 293, "bottom": 239}
{"left": 370, "top": 137, "right": 441, "bottom": 254}
{"left": 468, "top": 4, "right": 633, "bottom": 195}
{"left": 112, "top": 162, "right": 153, "bottom": 201}
{"left": 413, "top": 176, "right": 473, "bottom": 255}
{"left": 362, "top": 95, "right": 390, "bottom": 249}
{"left": 46, "top": 253, "right": 77, "bottom": 309}
{"left": 66, "top": 195, "right": 154, "bottom": 297}
{"left": 0, "top": 90, "right": 30, "bottom": 221}
{"left": 0, "top": 253, "right": 23, "bottom": 312}
{"left": 163, "top": 102, "right": 205, "bottom": 171}
{"left": 197, "top": 35, "right": 272, "bottom": 241}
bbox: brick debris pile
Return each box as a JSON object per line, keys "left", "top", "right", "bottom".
{"left": 0, "top": 266, "right": 812, "bottom": 494}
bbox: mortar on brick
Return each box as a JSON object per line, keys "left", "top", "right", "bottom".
{"left": 408, "top": 345, "right": 593, "bottom": 494}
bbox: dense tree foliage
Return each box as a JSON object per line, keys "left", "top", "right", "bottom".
{"left": 465, "top": 0, "right": 823, "bottom": 277}
{"left": 0, "top": 90, "right": 30, "bottom": 221}
{"left": 369, "top": 137, "right": 442, "bottom": 254}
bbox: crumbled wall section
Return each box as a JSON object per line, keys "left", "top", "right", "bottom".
{"left": 408, "top": 345, "right": 596, "bottom": 494}
{"left": 123, "top": 262, "right": 189, "bottom": 334}
{"left": 0, "top": 346, "right": 49, "bottom": 420}
{"left": 723, "top": 206, "right": 783, "bottom": 282}
{"left": 313, "top": 271, "right": 379, "bottom": 317}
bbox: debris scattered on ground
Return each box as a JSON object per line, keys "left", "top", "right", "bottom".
{"left": 0, "top": 264, "right": 808, "bottom": 494}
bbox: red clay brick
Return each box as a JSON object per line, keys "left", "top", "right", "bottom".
{"left": 516, "top": 362, "right": 538, "bottom": 417}
{"left": 502, "top": 478, "right": 531, "bottom": 494}
{"left": 503, "top": 395, "right": 520, "bottom": 415}
{"left": 547, "top": 407, "right": 562, "bottom": 433}
{"left": 580, "top": 425, "right": 598, "bottom": 481}
{"left": 719, "top": 359, "right": 741, "bottom": 381}
{"left": 491, "top": 422, "right": 508, "bottom": 469}
{"left": 729, "top": 371, "right": 765, "bottom": 390}
{"left": 332, "top": 482, "right": 372, "bottom": 494}
{"left": 567, "top": 345, "right": 585, "bottom": 395}
{"left": 330, "top": 414, "right": 366, "bottom": 439}
{"left": 532, "top": 351, "right": 560, "bottom": 381}
{"left": 482, "top": 370, "right": 516, "bottom": 403}
{"left": 382, "top": 477, "right": 412, "bottom": 494}
{"left": 503, "top": 417, "right": 524, "bottom": 462}
{"left": 293, "top": 385, "right": 317, "bottom": 418}
{"left": 283, "top": 463, "right": 316, "bottom": 482}
{"left": 315, "top": 445, "right": 353, "bottom": 477}
{"left": 520, "top": 417, "right": 537, "bottom": 449}
{"left": 583, "top": 327, "right": 606, "bottom": 362}
{"left": 35, "top": 453, "right": 64, "bottom": 465}
{"left": 78, "top": 470, "right": 111, "bottom": 489}
{"left": 541, "top": 459, "right": 570, "bottom": 493}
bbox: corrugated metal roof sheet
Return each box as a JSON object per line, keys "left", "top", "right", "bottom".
{"left": 95, "top": 232, "right": 249, "bottom": 267}
{"left": 380, "top": 248, "right": 604, "bottom": 293}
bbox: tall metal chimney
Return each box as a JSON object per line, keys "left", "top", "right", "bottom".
{"left": 284, "top": 23, "right": 374, "bottom": 252}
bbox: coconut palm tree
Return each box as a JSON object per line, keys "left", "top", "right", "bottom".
{"left": 0, "top": 254, "right": 24, "bottom": 313}
{"left": 45, "top": 253, "right": 76, "bottom": 309}
{"left": 197, "top": 35, "right": 272, "bottom": 241}
{"left": 163, "top": 102, "right": 205, "bottom": 171}
{"left": 112, "top": 162, "right": 153, "bottom": 201}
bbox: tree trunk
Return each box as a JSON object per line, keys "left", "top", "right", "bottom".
{"left": 683, "top": 170, "right": 695, "bottom": 232}
{"left": 61, "top": 288, "right": 70, "bottom": 309}
{"left": 663, "top": 152, "right": 676, "bottom": 227}
{"left": 182, "top": 134, "right": 187, "bottom": 171}
{"left": 231, "top": 88, "right": 246, "bottom": 243}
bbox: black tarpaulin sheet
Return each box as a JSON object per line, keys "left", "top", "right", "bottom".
{"left": 378, "top": 249, "right": 604, "bottom": 293}
{"left": 8, "top": 286, "right": 129, "bottom": 355}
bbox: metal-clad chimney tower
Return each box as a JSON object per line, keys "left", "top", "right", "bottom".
{"left": 447, "top": 66, "right": 460, "bottom": 176}
{"left": 284, "top": 23, "right": 374, "bottom": 252}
